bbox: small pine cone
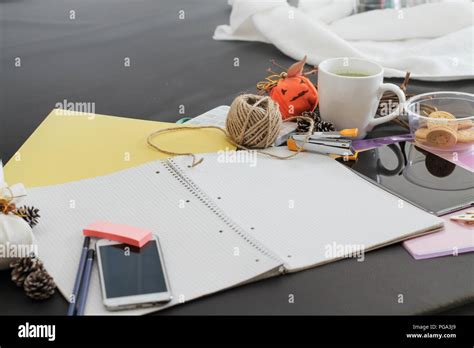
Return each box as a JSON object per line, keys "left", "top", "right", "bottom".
{"left": 16, "top": 206, "right": 41, "bottom": 227}
{"left": 295, "top": 123, "right": 311, "bottom": 133}
{"left": 10, "top": 257, "right": 43, "bottom": 287}
{"left": 296, "top": 110, "right": 321, "bottom": 133}
{"left": 23, "top": 268, "right": 56, "bottom": 300}
{"left": 301, "top": 109, "right": 322, "bottom": 123}
{"left": 315, "top": 120, "right": 336, "bottom": 132}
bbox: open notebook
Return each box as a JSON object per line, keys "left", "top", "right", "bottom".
{"left": 25, "top": 148, "right": 443, "bottom": 314}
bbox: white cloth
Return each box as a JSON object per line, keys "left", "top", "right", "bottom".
{"left": 0, "top": 161, "right": 26, "bottom": 202}
{"left": 214, "top": 0, "right": 474, "bottom": 80}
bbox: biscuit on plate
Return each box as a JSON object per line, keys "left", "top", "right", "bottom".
{"left": 425, "top": 127, "right": 458, "bottom": 147}
{"left": 458, "top": 119, "right": 473, "bottom": 130}
{"left": 427, "top": 111, "right": 458, "bottom": 131}
{"left": 415, "top": 127, "right": 429, "bottom": 140}
{"left": 457, "top": 129, "right": 474, "bottom": 143}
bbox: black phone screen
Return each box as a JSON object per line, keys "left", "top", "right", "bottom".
{"left": 99, "top": 240, "right": 168, "bottom": 298}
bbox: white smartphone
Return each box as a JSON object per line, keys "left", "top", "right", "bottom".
{"left": 96, "top": 235, "right": 172, "bottom": 310}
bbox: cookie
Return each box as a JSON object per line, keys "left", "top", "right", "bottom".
{"left": 427, "top": 111, "right": 458, "bottom": 131}
{"left": 457, "top": 129, "right": 474, "bottom": 143}
{"left": 415, "top": 127, "right": 429, "bottom": 140}
{"left": 429, "top": 111, "right": 455, "bottom": 119}
{"left": 425, "top": 127, "right": 458, "bottom": 148}
{"left": 458, "top": 119, "right": 473, "bottom": 130}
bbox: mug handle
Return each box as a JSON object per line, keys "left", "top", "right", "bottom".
{"left": 369, "top": 83, "right": 406, "bottom": 128}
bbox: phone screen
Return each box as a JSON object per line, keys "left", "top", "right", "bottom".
{"left": 98, "top": 240, "right": 168, "bottom": 299}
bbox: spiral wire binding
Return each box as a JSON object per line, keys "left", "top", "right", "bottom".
{"left": 163, "top": 158, "right": 285, "bottom": 269}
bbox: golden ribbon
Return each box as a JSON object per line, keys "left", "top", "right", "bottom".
{"left": 0, "top": 187, "right": 22, "bottom": 216}
{"left": 0, "top": 199, "right": 17, "bottom": 215}
{"left": 256, "top": 73, "right": 287, "bottom": 93}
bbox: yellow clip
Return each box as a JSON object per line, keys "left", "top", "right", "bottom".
{"left": 287, "top": 138, "right": 302, "bottom": 152}
{"left": 339, "top": 128, "right": 358, "bottom": 138}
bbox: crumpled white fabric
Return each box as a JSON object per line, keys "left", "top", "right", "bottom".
{"left": 214, "top": 0, "right": 474, "bottom": 80}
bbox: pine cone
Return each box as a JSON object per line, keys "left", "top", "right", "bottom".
{"left": 296, "top": 109, "right": 335, "bottom": 133}
{"left": 10, "top": 256, "right": 43, "bottom": 287}
{"left": 16, "top": 206, "right": 40, "bottom": 227}
{"left": 23, "top": 268, "right": 56, "bottom": 300}
{"left": 296, "top": 110, "right": 321, "bottom": 133}
{"left": 315, "top": 120, "right": 335, "bottom": 132}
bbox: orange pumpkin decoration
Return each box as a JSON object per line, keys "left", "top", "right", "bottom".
{"left": 258, "top": 56, "right": 318, "bottom": 120}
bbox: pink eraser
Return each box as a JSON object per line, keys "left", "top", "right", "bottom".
{"left": 83, "top": 221, "right": 152, "bottom": 247}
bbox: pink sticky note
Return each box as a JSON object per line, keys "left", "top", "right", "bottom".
{"left": 83, "top": 221, "right": 152, "bottom": 247}
{"left": 403, "top": 208, "right": 474, "bottom": 260}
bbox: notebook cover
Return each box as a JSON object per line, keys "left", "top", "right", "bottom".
{"left": 4, "top": 109, "right": 235, "bottom": 187}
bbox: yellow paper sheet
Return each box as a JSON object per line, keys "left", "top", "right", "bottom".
{"left": 5, "top": 109, "right": 234, "bottom": 187}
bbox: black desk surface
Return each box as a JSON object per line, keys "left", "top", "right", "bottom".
{"left": 1, "top": 0, "right": 473, "bottom": 315}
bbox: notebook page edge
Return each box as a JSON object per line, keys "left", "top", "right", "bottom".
{"left": 285, "top": 224, "right": 445, "bottom": 273}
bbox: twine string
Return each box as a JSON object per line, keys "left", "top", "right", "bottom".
{"left": 147, "top": 118, "right": 314, "bottom": 167}
{"left": 256, "top": 73, "right": 286, "bottom": 93}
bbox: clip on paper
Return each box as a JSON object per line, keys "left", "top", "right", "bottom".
{"left": 83, "top": 221, "right": 153, "bottom": 247}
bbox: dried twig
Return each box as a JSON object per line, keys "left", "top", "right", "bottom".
{"left": 303, "top": 67, "right": 318, "bottom": 76}
{"left": 266, "top": 68, "right": 279, "bottom": 75}
{"left": 270, "top": 59, "right": 288, "bottom": 72}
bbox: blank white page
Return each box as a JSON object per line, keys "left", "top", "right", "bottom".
{"left": 25, "top": 160, "right": 282, "bottom": 315}
{"left": 172, "top": 148, "right": 444, "bottom": 272}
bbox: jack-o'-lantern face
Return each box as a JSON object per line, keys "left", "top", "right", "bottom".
{"left": 269, "top": 75, "right": 318, "bottom": 119}
{"left": 259, "top": 56, "right": 319, "bottom": 120}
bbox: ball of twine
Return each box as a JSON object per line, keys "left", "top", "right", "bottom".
{"left": 147, "top": 94, "right": 314, "bottom": 167}
{"left": 226, "top": 94, "right": 282, "bottom": 149}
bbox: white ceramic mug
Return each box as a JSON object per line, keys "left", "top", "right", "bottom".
{"left": 318, "top": 57, "right": 405, "bottom": 139}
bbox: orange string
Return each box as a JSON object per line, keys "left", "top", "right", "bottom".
{"left": 256, "top": 73, "right": 286, "bottom": 92}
